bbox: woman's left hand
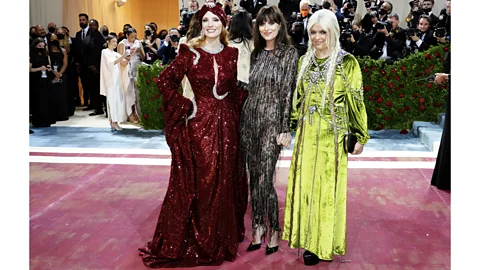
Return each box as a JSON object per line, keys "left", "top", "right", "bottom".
{"left": 351, "top": 142, "right": 364, "bottom": 155}
{"left": 276, "top": 133, "right": 292, "bottom": 149}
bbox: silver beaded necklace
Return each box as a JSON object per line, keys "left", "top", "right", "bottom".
{"left": 201, "top": 44, "right": 224, "bottom": 54}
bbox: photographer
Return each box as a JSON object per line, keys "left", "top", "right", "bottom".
{"left": 407, "top": 0, "right": 438, "bottom": 29}
{"left": 435, "top": 0, "right": 450, "bottom": 43}
{"left": 338, "top": 2, "right": 355, "bottom": 22}
{"left": 369, "top": 13, "right": 406, "bottom": 62}
{"left": 180, "top": 1, "right": 199, "bottom": 36}
{"left": 377, "top": 1, "right": 392, "bottom": 22}
{"left": 406, "top": 15, "right": 437, "bottom": 54}
{"left": 157, "top": 28, "right": 180, "bottom": 65}
{"left": 341, "top": 19, "right": 375, "bottom": 57}
{"left": 289, "top": 0, "right": 312, "bottom": 56}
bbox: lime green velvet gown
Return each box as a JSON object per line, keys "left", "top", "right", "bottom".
{"left": 282, "top": 51, "right": 369, "bottom": 261}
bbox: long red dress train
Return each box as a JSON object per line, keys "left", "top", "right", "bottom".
{"left": 139, "top": 44, "right": 248, "bottom": 268}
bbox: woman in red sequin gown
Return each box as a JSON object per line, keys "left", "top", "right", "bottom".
{"left": 138, "top": 4, "right": 248, "bottom": 268}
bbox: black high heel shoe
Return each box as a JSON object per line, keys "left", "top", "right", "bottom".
{"left": 303, "top": 250, "right": 320, "bottom": 266}
{"left": 265, "top": 230, "right": 280, "bottom": 255}
{"left": 246, "top": 226, "right": 266, "bottom": 252}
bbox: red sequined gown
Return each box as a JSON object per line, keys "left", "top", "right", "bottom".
{"left": 139, "top": 44, "right": 248, "bottom": 268}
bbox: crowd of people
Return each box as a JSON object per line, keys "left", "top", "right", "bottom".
{"left": 29, "top": 0, "right": 451, "bottom": 267}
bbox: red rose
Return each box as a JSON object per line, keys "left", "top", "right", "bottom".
{"left": 401, "top": 66, "right": 406, "bottom": 72}
{"left": 157, "top": 107, "right": 164, "bottom": 112}
{"left": 437, "top": 85, "right": 444, "bottom": 90}
{"left": 371, "top": 66, "right": 376, "bottom": 71}
{"left": 391, "top": 68, "right": 397, "bottom": 73}
{"left": 399, "top": 84, "right": 405, "bottom": 88}
{"left": 420, "top": 105, "right": 426, "bottom": 111}
{"left": 153, "top": 77, "right": 159, "bottom": 83}
{"left": 379, "top": 84, "right": 384, "bottom": 89}
{"left": 429, "top": 65, "right": 435, "bottom": 70}
{"left": 435, "top": 52, "right": 441, "bottom": 57}
{"left": 363, "top": 67, "right": 369, "bottom": 73}
{"left": 435, "top": 102, "right": 441, "bottom": 107}
{"left": 404, "top": 106, "right": 410, "bottom": 111}
{"left": 388, "top": 90, "right": 393, "bottom": 94}
{"left": 399, "top": 93, "right": 405, "bottom": 98}
{"left": 368, "top": 96, "right": 373, "bottom": 100}
{"left": 388, "top": 83, "right": 394, "bottom": 89}
{"left": 374, "top": 92, "right": 381, "bottom": 98}
{"left": 395, "top": 87, "right": 399, "bottom": 91}
{"left": 444, "top": 84, "right": 449, "bottom": 90}
{"left": 384, "top": 116, "right": 391, "bottom": 121}
{"left": 443, "top": 47, "right": 449, "bottom": 52}
{"left": 377, "top": 97, "right": 383, "bottom": 103}
{"left": 419, "top": 97, "right": 425, "bottom": 104}
{"left": 143, "top": 113, "right": 149, "bottom": 120}
{"left": 376, "top": 124, "right": 384, "bottom": 130}
{"left": 146, "top": 79, "right": 151, "bottom": 85}
{"left": 364, "top": 86, "right": 371, "bottom": 91}
{"left": 376, "top": 108, "right": 382, "bottom": 114}
{"left": 426, "top": 83, "right": 433, "bottom": 88}
{"left": 400, "top": 129, "right": 409, "bottom": 134}
{"left": 380, "top": 69, "right": 386, "bottom": 75}
{"left": 425, "top": 69, "right": 431, "bottom": 75}
{"left": 386, "top": 101, "right": 392, "bottom": 107}
{"left": 424, "top": 53, "right": 430, "bottom": 60}
{"left": 395, "top": 75, "right": 400, "bottom": 81}
{"left": 142, "top": 71, "right": 147, "bottom": 77}
{"left": 413, "top": 93, "right": 419, "bottom": 98}
{"left": 398, "top": 108, "right": 404, "bottom": 113}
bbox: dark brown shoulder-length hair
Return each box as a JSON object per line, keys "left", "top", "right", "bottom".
{"left": 252, "top": 5, "right": 291, "bottom": 59}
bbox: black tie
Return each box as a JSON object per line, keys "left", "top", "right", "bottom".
{"left": 82, "top": 30, "right": 85, "bottom": 40}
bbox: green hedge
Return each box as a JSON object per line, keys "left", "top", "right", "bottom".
{"left": 137, "top": 45, "right": 450, "bottom": 131}
{"left": 358, "top": 44, "right": 449, "bottom": 131}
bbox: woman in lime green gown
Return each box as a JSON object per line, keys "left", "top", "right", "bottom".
{"left": 282, "top": 9, "right": 370, "bottom": 265}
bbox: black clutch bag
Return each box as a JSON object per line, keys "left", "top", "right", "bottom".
{"left": 344, "top": 133, "right": 357, "bottom": 154}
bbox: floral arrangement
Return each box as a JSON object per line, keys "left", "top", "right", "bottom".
{"left": 136, "top": 45, "right": 450, "bottom": 132}
{"left": 358, "top": 44, "right": 449, "bottom": 133}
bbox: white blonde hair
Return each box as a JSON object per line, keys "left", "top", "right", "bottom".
{"left": 296, "top": 9, "right": 341, "bottom": 108}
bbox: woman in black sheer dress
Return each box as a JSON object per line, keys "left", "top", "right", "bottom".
{"left": 48, "top": 34, "right": 69, "bottom": 121}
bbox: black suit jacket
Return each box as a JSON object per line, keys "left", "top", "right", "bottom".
{"left": 240, "top": 0, "right": 267, "bottom": 19}
{"left": 74, "top": 29, "right": 88, "bottom": 66}
{"left": 83, "top": 31, "right": 105, "bottom": 69}
{"left": 386, "top": 27, "right": 407, "bottom": 59}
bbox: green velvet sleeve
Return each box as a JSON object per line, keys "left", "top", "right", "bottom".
{"left": 290, "top": 55, "right": 305, "bottom": 132}
{"left": 343, "top": 55, "right": 370, "bottom": 145}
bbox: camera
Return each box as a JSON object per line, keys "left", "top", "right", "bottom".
{"left": 170, "top": 35, "right": 180, "bottom": 43}
{"left": 375, "top": 21, "right": 392, "bottom": 33}
{"left": 291, "top": 13, "right": 304, "bottom": 33}
{"left": 406, "top": 28, "right": 422, "bottom": 38}
{"left": 309, "top": 3, "right": 322, "bottom": 13}
{"left": 434, "top": 27, "right": 446, "bottom": 38}
{"left": 339, "top": 18, "right": 353, "bottom": 42}
{"left": 180, "top": 8, "right": 195, "bottom": 35}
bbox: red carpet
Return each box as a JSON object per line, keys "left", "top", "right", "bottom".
{"left": 30, "top": 160, "right": 450, "bottom": 269}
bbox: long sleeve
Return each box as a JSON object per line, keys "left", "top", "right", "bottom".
{"left": 100, "top": 50, "right": 112, "bottom": 97}
{"left": 156, "top": 44, "right": 194, "bottom": 144}
{"left": 290, "top": 55, "right": 305, "bottom": 132}
{"left": 281, "top": 47, "right": 299, "bottom": 134}
{"left": 343, "top": 54, "right": 370, "bottom": 145}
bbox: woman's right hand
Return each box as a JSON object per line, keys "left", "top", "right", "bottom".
{"left": 40, "top": 65, "right": 48, "bottom": 71}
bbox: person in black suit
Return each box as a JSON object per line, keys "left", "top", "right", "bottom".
{"left": 83, "top": 19, "right": 106, "bottom": 116}
{"left": 74, "top": 13, "right": 92, "bottom": 108}
{"left": 289, "top": 0, "right": 311, "bottom": 56}
{"left": 240, "top": 0, "right": 267, "bottom": 19}
{"left": 406, "top": 15, "right": 437, "bottom": 53}
{"left": 369, "top": 12, "right": 406, "bottom": 62}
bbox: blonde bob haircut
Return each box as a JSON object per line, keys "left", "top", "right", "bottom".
{"left": 296, "top": 9, "right": 341, "bottom": 108}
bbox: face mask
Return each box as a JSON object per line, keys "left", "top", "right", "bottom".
{"left": 57, "top": 34, "right": 65, "bottom": 40}
{"left": 145, "top": 30, "right": 152, "bottom": 36}
{"left": 379, "top": 9, "right": 388, "bottom": 15}
{"left": 102, "top": 30, "right": 109, "bottom": 36}
{"left": 35, "top": 47, "right": 45, "bottom": 53}
{"left": 301, "top": 10, "right": 309, "bottom": 17}
{"left": 48, "top": 27, "right": 56, "bottom": 33}
{"left": 423, "top": 8, "right": 432, "bottom": 13}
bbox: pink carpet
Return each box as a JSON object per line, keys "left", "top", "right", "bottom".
{"left": 30, "top": 161, "right": 450, "bottom": 269}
